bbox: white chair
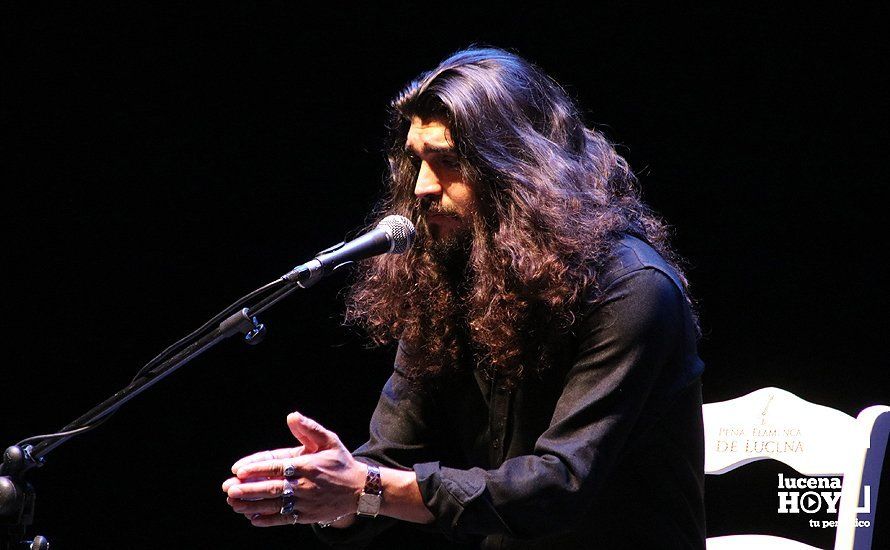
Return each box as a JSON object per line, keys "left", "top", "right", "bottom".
{"left": 703, "top": 387, "right": 889, "bottom": 550}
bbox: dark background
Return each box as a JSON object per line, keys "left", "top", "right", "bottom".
{"left": 2, "top": 3, "right": 887, "bottom": 549}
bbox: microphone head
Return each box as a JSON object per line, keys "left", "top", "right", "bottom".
{"left": 377, "top": 215, "right": 415, "bottom": 254}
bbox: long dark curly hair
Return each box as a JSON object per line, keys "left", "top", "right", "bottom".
{"left": 345, "top": 47, "right": 691, "bottom": 389}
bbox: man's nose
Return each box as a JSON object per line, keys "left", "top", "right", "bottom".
{"left": 414, "top": 161, "right": 442, "bottom": 199}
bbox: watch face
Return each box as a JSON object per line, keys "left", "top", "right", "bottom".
{"left": 357, "top": 493, "right": 382, "bottom": 517}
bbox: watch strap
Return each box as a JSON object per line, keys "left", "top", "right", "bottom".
{"left": 363, "top": 464, "right": 382, "bottom": 496}
{"left": 355, "top": 463, "right": 383, "bottom": 517}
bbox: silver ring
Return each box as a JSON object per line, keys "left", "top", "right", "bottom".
{"left": 283, "top": 462, "right": 297, "bottom": 478}
{"left": 280, "top": 499, "right": 295, "bottom": 515}
{"left": 291, "top": 511, "right": 300, "bottom": 525}
{"left": 279, "top": 478, "right": 296, "bottom": 515}
{"left": 279, "top": 489, "right": 296, "bottom": 515}
{"left": 282, "top": 479, "right": 294, "bottom": 497}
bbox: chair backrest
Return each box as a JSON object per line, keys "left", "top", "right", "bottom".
{"left": 703, "top": 387, "right": 889, "bottom": 550}
{"left": 834, "top": 404, "right": 889, "bottom": 550}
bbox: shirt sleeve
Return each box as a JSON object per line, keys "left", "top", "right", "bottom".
{"left": 412, "top": 267, "right": 690, "bottom": 539}
{"left": 312, "top": 341, "right": 446, "bottom": 547}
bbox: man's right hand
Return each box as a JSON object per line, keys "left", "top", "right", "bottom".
{"left": 222, "top": 412, "right": 367, "bottom": 527}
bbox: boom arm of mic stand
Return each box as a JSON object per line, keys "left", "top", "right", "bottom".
{"left": 0, "top": 279, "right": 296, "bottom": 548}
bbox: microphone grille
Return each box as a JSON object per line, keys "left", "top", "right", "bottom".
{"left": 377, "top": 215, "right": 415, "bottom": 254}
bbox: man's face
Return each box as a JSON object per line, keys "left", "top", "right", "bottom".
{"left": 404, "top": 116, "right": 476, "bottom": 245}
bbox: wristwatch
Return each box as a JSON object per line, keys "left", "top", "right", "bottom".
{"left": 356, "top": 464, "right": 383, "bottom": 517}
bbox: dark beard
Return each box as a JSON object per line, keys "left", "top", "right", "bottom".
{"left": 429, "top": 228, "right": 472, "bottom": 289}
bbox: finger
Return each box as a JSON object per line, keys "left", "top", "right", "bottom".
{"left": 235, "top": 457, "right": 311, "bottom": 480}
{"left": 249, "top": 512, "right": 306, "bottom": 527}
{"left": 232, "top": 446, "right": 305, "bottom": 473}
{"left": 222, "top": 475, "right": 268, "bottom": 492}
{"left": 228, "top": 478, "right": 296, "bottom": 500}
{"left": 287, "top": 411, "right": 341, "bottom": 452}
{"left": 287, "top": 412, "right": 319, "bottom": 453}
{"left": 222, "top": 477, "right": 239, "bottom": 492}
{"left": 227, "top": 497, "right": 283, "bottom": 516}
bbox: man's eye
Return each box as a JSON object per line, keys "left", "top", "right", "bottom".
{"left": 440, "top": 156, "right": 460, "bottom": 169}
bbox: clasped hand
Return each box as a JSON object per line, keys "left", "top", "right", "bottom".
{"left": 222, "top": 411, "right": 365, "bottom": 527}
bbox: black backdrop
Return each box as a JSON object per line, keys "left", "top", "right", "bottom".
{"left": 2, "top": 3, "right": 887, "bottom": 549}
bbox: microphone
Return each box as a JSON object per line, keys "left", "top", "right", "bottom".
{"left": 284, "top": 215, "right": 415, "bottom": 288}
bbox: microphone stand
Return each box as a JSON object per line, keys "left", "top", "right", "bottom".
{"left": 0, "top": 257, "right": 330, "bottom": 549}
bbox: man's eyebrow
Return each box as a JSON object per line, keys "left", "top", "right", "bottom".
{"left": 404, "top": 144, "right": 455, "bottom": 156}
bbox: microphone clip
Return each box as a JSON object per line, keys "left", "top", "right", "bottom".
{"left": 284, "top": 241, "right": 351, "bottom": 289}
{"left": 218, "top": 308, "right": 266, "bottom": 345}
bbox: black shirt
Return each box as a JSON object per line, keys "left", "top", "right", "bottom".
{"left": 316, "top": 235, "right": 706, "bottom": 549}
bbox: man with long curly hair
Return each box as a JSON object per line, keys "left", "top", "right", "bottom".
{"left": 224, "top": 47, "right": 706, "bottom": 549}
